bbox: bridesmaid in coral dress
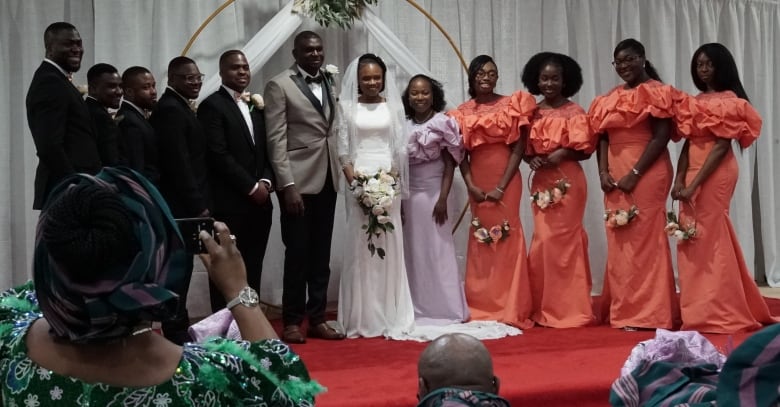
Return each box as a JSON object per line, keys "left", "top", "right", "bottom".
{"left": 589, "top": 39, "right": 682, "bottom": 330}
{"left": 448, "top": 55, "right": 536, "bottom": 329}
{"left": 672, "top": 43, "right": 776, "bottom": 333}
{"left": 521, "top": 52, "right": 595, "bottom": 328}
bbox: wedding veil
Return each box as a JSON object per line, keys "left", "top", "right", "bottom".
{"left": 337, "top": 55, "right": 409, "bottom": 199}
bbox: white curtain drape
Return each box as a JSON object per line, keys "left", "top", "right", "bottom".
{"left": 2, "top": 1, "right": 779, "bottom": 319}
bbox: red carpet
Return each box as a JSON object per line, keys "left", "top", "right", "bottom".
{"left": 287, "top": 297, "right": 780, "bottom": 407}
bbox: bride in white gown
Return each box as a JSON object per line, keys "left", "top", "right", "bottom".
{"left": 337, "top": 54, "right": 415, "bottom": 338}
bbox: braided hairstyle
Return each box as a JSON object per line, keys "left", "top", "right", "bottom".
{"left": 42, "top": 183, "right": 139, "bottom": 284}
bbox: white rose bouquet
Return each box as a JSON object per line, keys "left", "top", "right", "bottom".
{"left": 352, "top": 169, "right": 399, "bottom": 259}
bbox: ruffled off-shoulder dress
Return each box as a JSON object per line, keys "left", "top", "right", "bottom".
{"left": 526, "top": 101, "right": 596, "bottom": 328}
{"left": 589, "top": 80, "right": 683, "bottom": 329}
{"left": 448, "top": 91, "right": 536, "bottom": 329}
{"left": 676, "top": 90, "right": 776, "bottom": 333}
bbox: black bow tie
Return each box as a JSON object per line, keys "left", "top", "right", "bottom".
{"left": 305, "top": 75, "right": 323, "bottom": 84}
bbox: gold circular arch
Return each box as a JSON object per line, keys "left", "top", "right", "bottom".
{"left": 182, "top": 0, "right": 472, "bottom": 233}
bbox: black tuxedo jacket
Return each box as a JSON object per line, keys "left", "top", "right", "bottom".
{"left": 150, "top": 89, "right": 209, "bottom": 217}
{"left": 117, "top": 102, "right": 159, "bottom": 185}
{"left": 26, "top": 61, "right": 101, "bottom": 209}
{"left": 198, "top": 87, "right": 274, "bottom": 215}
{"left": 85, "top": 97, "right": 119, "bottom": 166}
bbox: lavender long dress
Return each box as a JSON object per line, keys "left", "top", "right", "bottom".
{"left": 402, "top": 113, "right": 469, "bottom": 325}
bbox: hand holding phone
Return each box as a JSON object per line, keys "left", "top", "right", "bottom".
{"left": 175, "top": 217, "right": 215, "bottom": 254}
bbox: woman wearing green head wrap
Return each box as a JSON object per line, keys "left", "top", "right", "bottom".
{"left": 0, "top": 167, "right": 323, "bottom": 406}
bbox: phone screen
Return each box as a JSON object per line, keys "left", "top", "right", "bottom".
{"left": 175, "top": 217, "right": 215, "bottom": 254}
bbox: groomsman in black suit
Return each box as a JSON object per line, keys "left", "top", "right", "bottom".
{"left": 118, "top": 66, "right": 159, "bottom": 184}
{"left": 26, "top": 22, "right": 100, "bottom": 210}
{"left": 198, "top": 50, "right": 274, "bottom": 312}
{"left": 85, "top": 63, "right": 122, "bottom": 166}
{"left": 150, "top": 56, "right": 209, "bottom": 344}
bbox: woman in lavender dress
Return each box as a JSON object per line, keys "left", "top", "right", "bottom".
{"left": 401, "top": 75, "right": 468, "bottom": 325}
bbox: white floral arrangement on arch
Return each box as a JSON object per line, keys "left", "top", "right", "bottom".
{"left": 292, "top": 0, "right": 379, "bottom": 29}
{"left": 352, "top": 169, "right": 399, "bottom": 259}
{"left": 239, "top": 91, "right": 264, "bottom": 111}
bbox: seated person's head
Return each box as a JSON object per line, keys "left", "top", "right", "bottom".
{"left": 417, "top": 333, "right": 500, "bottom": 400}
{"left": 34, "top": 168, "right": 186, "bottom": 343}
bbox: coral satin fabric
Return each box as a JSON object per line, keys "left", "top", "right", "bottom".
{"left": 527, "top": 102, "right": 595, "bottom": 328}
{"left": 589, "top": 80, "right": 679, "bottom": 329}
{"left": 449, "top": 91, "right": 536, "bottom": 328}
{"left": 677, "top": 91, "right": 775, "bottom": 333}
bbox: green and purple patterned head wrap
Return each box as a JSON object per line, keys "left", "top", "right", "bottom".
{"left": 33, "top": 167, "right": 187, "bottom": 343}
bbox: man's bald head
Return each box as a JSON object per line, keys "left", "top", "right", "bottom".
{"left": 417, "top": 333, "right": 498, "bottom": 399}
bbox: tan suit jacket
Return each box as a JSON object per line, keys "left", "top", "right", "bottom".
{"left": 264, "top": 65, "right": 339, "bottom": 195}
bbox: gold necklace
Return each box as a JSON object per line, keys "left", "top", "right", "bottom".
{"left": 413, "top": 110, "right": 435, "bottom": 124}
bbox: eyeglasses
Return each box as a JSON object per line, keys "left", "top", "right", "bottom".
{"left": 475, "top": 70, "right": 498, "bottom": 80}
{"left": 611, "top": 55, "right": 641, "bottom": 67}
{"left": 173, "top": 73, "right": 205, "bottom": 84}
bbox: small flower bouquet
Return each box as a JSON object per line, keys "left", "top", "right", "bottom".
{"left": 530, "top": 178, "right": 571, "bottom": 210}
{"left": 470, "top": 217, "right": 510, "bottom": 244}
{"left": 665, "top": 202, "right": 697, "bottom": 241}
{"left": 353, "top": 169, "right": 399, "bottom": 259}
{"left": 604, "top": 206, "right": 639, "bottom": 228}
{"left": 604, "top": 192, "right": 639, "bottom": 228}
{"left": 240, "top": 92, "right": 264, "bottom": 111}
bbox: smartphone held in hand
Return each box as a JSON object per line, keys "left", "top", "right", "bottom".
{"left": 175, "top": 217, "right": 215, "bottom": 254}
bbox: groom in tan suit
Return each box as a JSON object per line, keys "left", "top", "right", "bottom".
{"left": 265, "top": 31, "right": 344, "bottom": 343}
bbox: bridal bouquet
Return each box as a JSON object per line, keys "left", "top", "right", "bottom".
{"left": 352, "top": 169, "right": 399, "bottom": 259}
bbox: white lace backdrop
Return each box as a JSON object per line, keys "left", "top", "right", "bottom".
{"left": 1, "top": 1, "right": 779, "bottom": 313}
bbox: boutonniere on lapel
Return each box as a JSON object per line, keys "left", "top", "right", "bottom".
{"left": 75, "top": 83, "right": 88, "bottom": 96}
{"left": 240, "top": 91, "right": 265, "bottom": 111}
{"left": 323, "top": 64, "right": 339, "bottom": 86}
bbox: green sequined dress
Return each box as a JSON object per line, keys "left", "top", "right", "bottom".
{"left": 0, "top": 282, "right": 323, "bottom": 406}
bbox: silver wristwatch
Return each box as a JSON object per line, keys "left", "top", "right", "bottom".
{"left": 226, "top": 287, "right": 259, "bottom": 310}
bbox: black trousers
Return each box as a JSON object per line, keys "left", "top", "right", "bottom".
{"left": 278, "top": 176, "right": 337, "bottom": 326}
{"left": 209, "top": 206, "right": 273, "bottom": 311}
